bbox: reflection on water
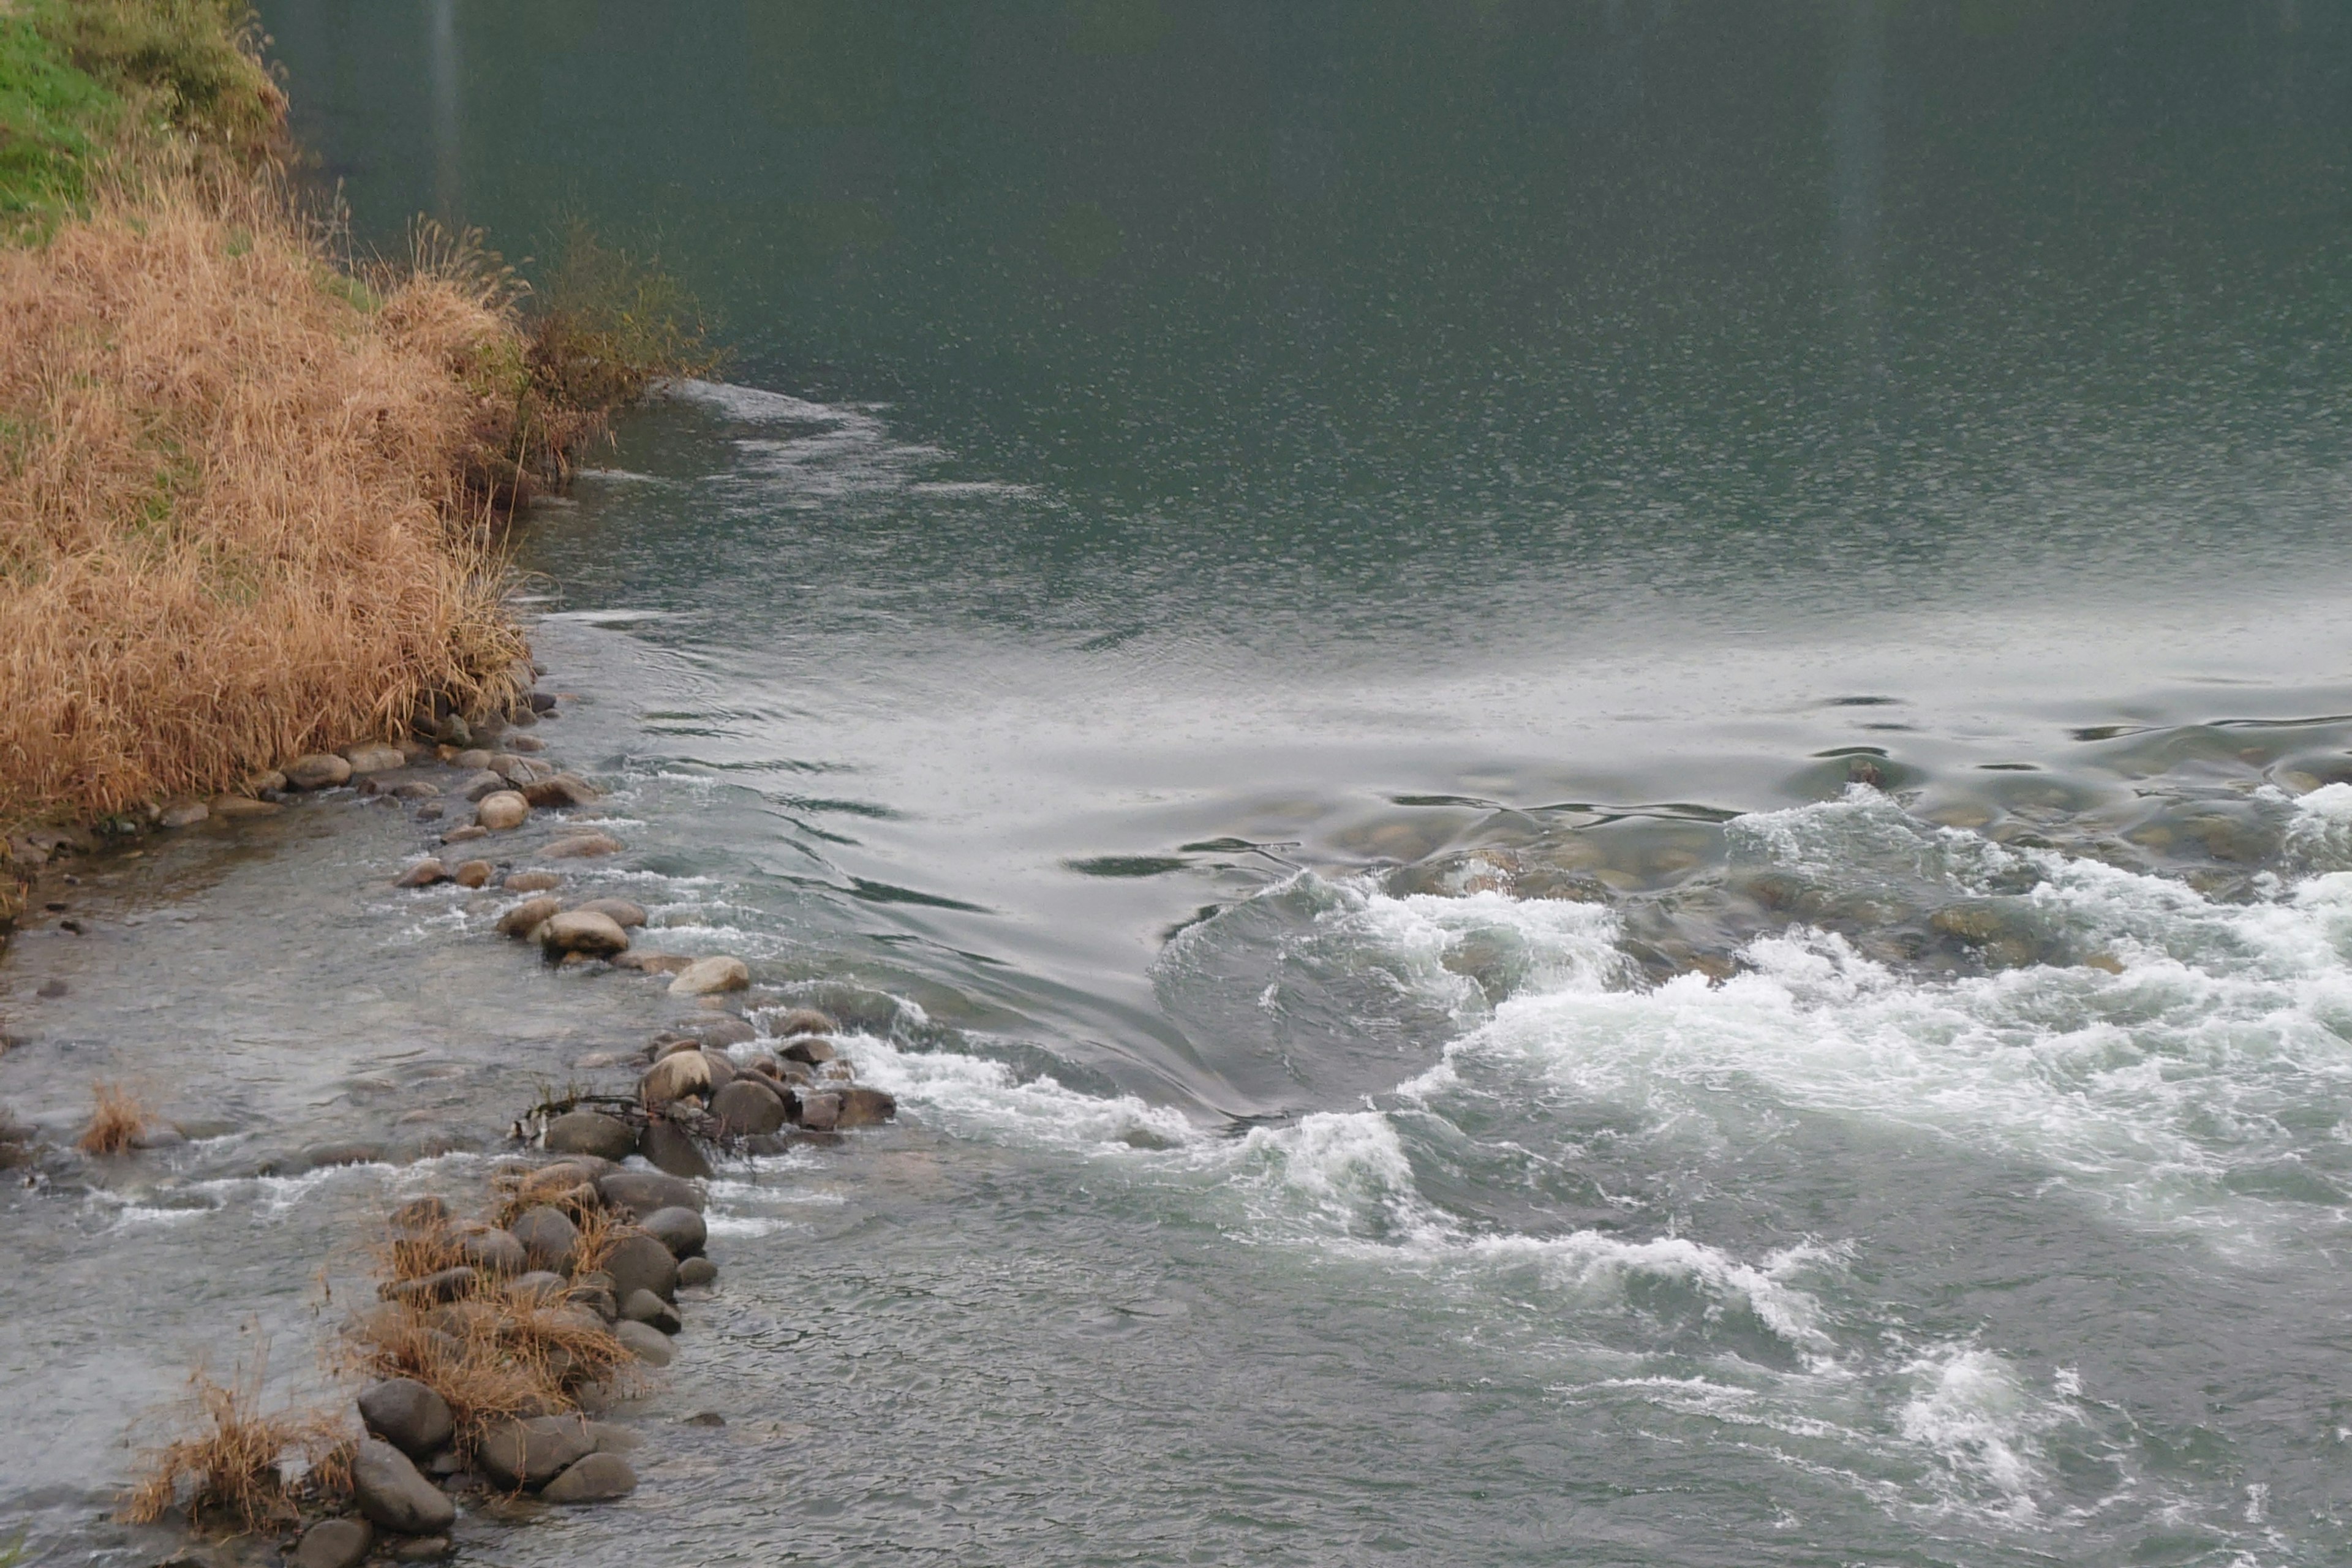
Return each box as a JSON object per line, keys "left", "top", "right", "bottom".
{"left": 9, "top": 2, "right": 2352, "bottom": 1563}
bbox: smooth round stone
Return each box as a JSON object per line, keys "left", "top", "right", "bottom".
{"left": 496, "top": 895, "right": 562, "bottom": 938}
{"left": 511, "top": 1206, "right": 579, "bottom": 1273}
{"left": 604, "top": 1231, "right": 679, "bottom": 1303}
{"left": 541, "top": 1450, "right": 637, "bottom": 1504}
{"left": 596, "top": 1168, "right": 703, "bottom": 1215}
{"left": 284, "top": 753, "right": 353, "bottom": 790}
{"left": 638, "top": 1118, "right": 715, "bottom": 1180}
{"left": 545, "top": 1109, "right": 635, "bottom": 1161}
{"left": 476, "top": 790, "right": 530, "bottom": 831}
{"left": 456, "top": 1227, "right": 527, "bottom": 1276}
{"left": 475, "top": 1415, "right": 596, "bottom": 1490}
{"left": 544, "top": 832, "right": 625, "bottom": 858}
{"left": 539, "top": 909, "right": 630, "bottom": 958}
{"left": 571, "top": 897, "right": 647, "bottom": 928}
{"left": 639, "top": 1051, "right": 712, "bottom": 1106}
{"left": 668, "top": 955, "right": 749, "bottom": 995}
{"left": 452, "top": 858, "right": 494, "bottom": 888}
{"left": 710, "top": 1077, "right": 785, "bottom": 1137}
{"left": 357, "top": 1378, "right": 453, "bottom": 1458}
{"left": 293, "top": 1517, "right": 372, "bottom": 1568}
{"left": 394, "top": 858, "right": 448, "bottom": 888}
{"left": 676, "top": 1256, "right": 718, "bottom": 1289}
{"left": 352, "top": 1438, "right": 454, "bottom": 1534}
{"left": 641, "top": 1205, "right": 707, "bottom": 1259}
{"left": 343, "top": 743, "right": 406, "bottom": 775}
{"left": 619, "top": 1288, "right": 680, "bottom": 1334}
{"left": 504, "top": 869, "right": 562, "bottom": 892}
{"left": 612, "top": 1319, "right": 674, "bottom": 1366}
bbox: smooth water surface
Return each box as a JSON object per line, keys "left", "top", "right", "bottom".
{"left": 7, "top": 4, "right": 2352, "bottom": 1564}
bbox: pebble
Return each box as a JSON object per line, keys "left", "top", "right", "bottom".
{"left": 358, "top": 1378, "right": 454, "bottom": 1457}
{"left": 395, "top": 858, "right": 448, "bottom": 888}
{"left": 292, "top": 1518, "right": 372, "bottom": 1568}
{"left": 541, "top": 1450, "right": 638, "bottom": 1503}
{"left": 544, "top": 832, "right": 625, "bottom": 858}
{"left": 284, "top": 754, "right": 354, "bottom": 790}
{"left": 669, "top": 955, "right": 750, "bottom": 995}
{"left": 352, "top": 1438, "right": 455, "bottom": 1534}
{"left": 612, "top": 1319, "right": 674, "bottom": 1365}
{"left": 504, "top": 869, "right": 561, "bottom": 892}
{"left": 476, "top": 791, "right": 530, "bottom": 831}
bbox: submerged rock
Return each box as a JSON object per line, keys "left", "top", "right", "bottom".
{"left": 545, "top": 832, "right": 625, "bottom": 859}
{"left": 771, "top": 1007, "right": 840, "bottom": 1038}
{"left": 353, "top": 1437, "right": 456, "bottom": 1534}
{"left": 504, "top": 869, "right": 562, "bottom": 892}
{"left": 358, "top": 1378, "right": 454, "bottom": 1458}
{"left": 209, "top": 794, "right": 282, "bottom": 818}
{"left": 620, "top": 1287, "right": 680, "bottom": 1333}
{"left": 669, "top": 955, "right": 750, "bottom": 995}
{"left": 541, "top": 1450, "right": 637, "bottom": 1504}
{"left": 613, "top": 951, "right": 694, "bottom": 974}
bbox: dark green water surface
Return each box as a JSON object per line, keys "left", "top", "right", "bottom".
{"left": 6, "top": 5, "right": 2352, "bottom": 1565}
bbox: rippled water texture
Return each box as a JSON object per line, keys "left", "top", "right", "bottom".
{"left": 7, "top": 4, "right": 2352, "bottom": 1565}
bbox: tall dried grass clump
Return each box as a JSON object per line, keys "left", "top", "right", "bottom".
{"left": 76, "top": 1078, "right": 149, "bottom": 1154}
{"left": 119, "top": 1344, "right": 353, "bottom": 1531}
{"left": 0, "top": 173, "right": 530, "bottom": 826}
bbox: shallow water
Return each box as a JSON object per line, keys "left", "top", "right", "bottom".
{"left": 9, "top": 4, "right": 2352, "bottom": 1564}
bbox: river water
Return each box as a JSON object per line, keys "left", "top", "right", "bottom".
{"left": 7, "top": 4, "right": 2352, "bottom": 1564}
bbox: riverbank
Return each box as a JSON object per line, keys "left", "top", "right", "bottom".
{"left": 0, "top": 1, "right": 698, "bottom": 928}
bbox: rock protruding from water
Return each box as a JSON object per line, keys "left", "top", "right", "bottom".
{"left": 476, "top": 1414, "right": 596, "bottom": 1490}
{"left": 524, "top": 774, "right": 600, "bottom": 809}
{"left": 620, "top": 1287, "right": 680, "bottom": 1334}
{"left": 476, "top": 790, "right": 530, "bottom": 831}
{"left": 641, "top": 1205, "right": 707, "bottom": 1259}
{"left": 612, "top": 1319, "right": 674, "bottom": 1365}
{"left": 603, "top": 1231, "right": 680, "bottom": 1303}
{"left": 597, "top": 1168, "right": 703, "bottom": 1215}
{"left": 353, "top": 1438, "right": 456, "bottom": 1535}
{"left": 771, "top": 1007, "right": 840, "bottom": 1038}
{"left": 497, "top": 895, "right": 562, "bottom": 938}
{"left": 394, "top": 859, "right": 448, "bottom": 888}
{"left": 545, "top": 832, "right": 625, "bottom": 859}
{"left": 546, "top": 1109, "right": 635, "bottom": 1161}
{"left": 540, "top": 909, "right": 629, "bottom": 959}
{"left": 839, "top": 1086, "right": 898, "bottom": 1128}
{"left": 638, "top": 1117, "right": 714, "bottom": 1179}
{"left": 284, "top": 753, "right": 354, "bottom": 791}
{"left": 710, "top": 1077, "right": 786, "bottom": 1136}
{"left": 571, "top": 897, "right": 647, "bottom": 929}
{"left": 668, "top": 956, "right": 749, "bottom": 995}
{"left": 541, "top": 1449, "right": 638, "bottom": 1503}
{"left": 358, "top": 1378, "right": 453, "bottom": 1458}
{"left": 293, "top": 1517, "right": 373, "bottom": 1568}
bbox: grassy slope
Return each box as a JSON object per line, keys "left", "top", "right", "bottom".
{"left": 0, "top": 10, "right": 118, "bottom": 231}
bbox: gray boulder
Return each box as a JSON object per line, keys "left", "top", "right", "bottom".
{"left": 511, "top": 1205, "right": 579, "bottom": 1273}
{"left": 640, "top": 1205, "right": 706, "bottom": 1259}
{"left": 620, "top": 1288, "right": 680, "bottom": 1334}
{"left": 603, "top": 1231, "right": 679, "bottom": 1303}
{"left": 545, "top": 1109, "right": 635, "bottom": 1161}
{"left": 710, "top": 1077, "right": 786, "bottom": 1137}
{"left": 542, "top": 1450, "right": 637, "bottom": 1504}
{"left": 357, "top": 1378, "right": 453, "bottom": 1458}
{"left": 456, "top": 1227, "right": 527, "bottom": 1276}
{"left": 596, "top": 1168, "right": 701, "bottom": 1215}
{"left": 293, "top": 1517, "right": 372, "bottom": 1568}
{"left": 677, "top": 1256, "right": 718, "bottom": 1288}
{"left": 797, "top": 1091, "right": 842, "bottom": 1132}
{"left": 611, "top": 1319, "right": 674, "bottom": 1365}
{"left": 352, "top": 1438, "right": 455, "bottom": 1534}
{"left": 638, "top": 1118, "right": 714, "bottom": 1180}
{"left": 475, "top": 1414, "right": 597, "bottom": 1490}
{"left": 507, "top": 1269, "right": 570, "bottom": 1303}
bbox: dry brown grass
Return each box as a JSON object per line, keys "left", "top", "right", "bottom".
{"left": 343, "top": 1275, "right": 632, "bottom": 1453}
{"left": 0, "top": 170, "right": 530, "bottom": 827}
{"left": 76, "top": 1079, "right": 148, "bottom": 1154}
{"left": 119, "top": 1343, "right": 353, "bottom": 1531}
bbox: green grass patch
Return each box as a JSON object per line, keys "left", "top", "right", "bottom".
{"left": 0, "top": 16, "right": 119, "bottom": 235}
